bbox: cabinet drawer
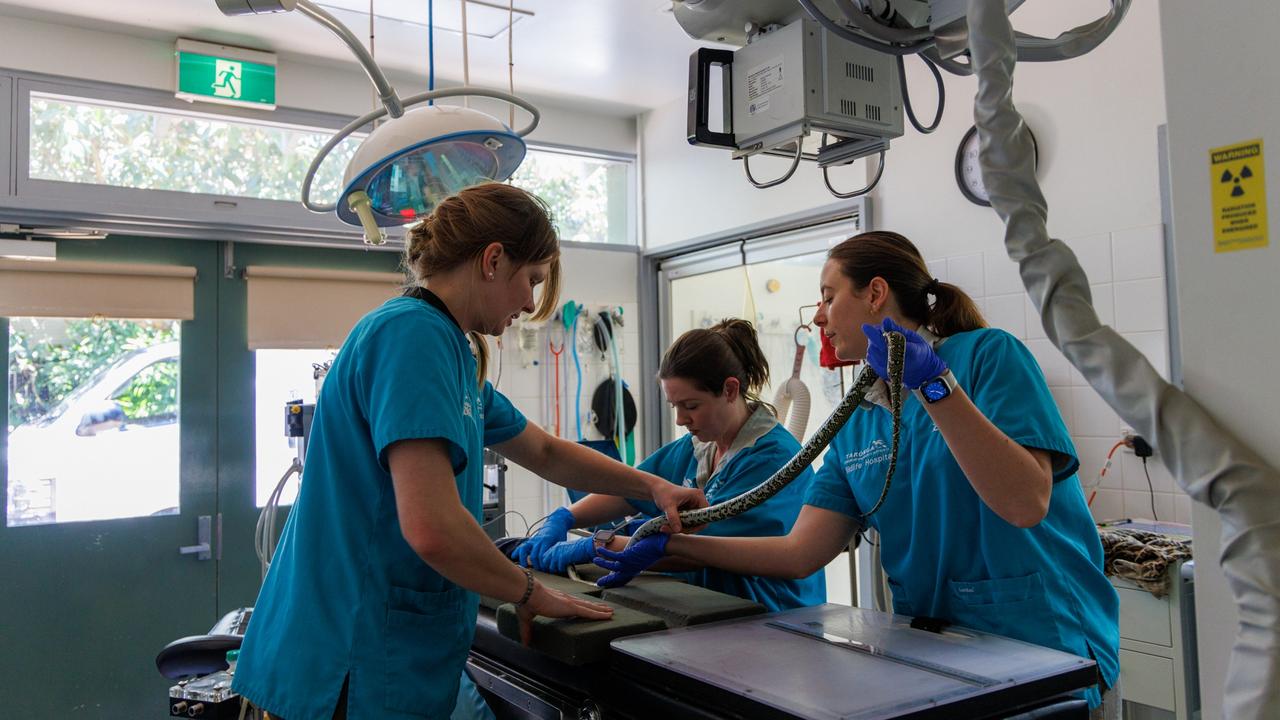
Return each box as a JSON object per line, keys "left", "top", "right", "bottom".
{"left": 1119, "top": 648, "right": 1176, "bottom": 711}
{"left": 1117, "top": 585, "right": 1172, "bottom": 646}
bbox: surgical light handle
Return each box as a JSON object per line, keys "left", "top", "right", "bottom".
{"left": 300, "top": 87, "right": 541, "bottom": 213}
{"left": 346, "top": 191, "right": 386, "bottom": 245}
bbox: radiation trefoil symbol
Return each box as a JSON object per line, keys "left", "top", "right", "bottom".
{"left": 1220, "top": 165, "right": 1254, "bottom": 197}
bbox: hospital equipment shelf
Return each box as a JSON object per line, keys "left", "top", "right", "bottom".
{"left": 1111, "top": 558, "right": 1199, "bottom": 719}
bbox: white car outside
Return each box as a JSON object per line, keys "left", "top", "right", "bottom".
{"left": 6, "top": 342, "right": 180, "bottom": 526}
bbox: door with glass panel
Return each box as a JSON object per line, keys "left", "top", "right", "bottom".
{"left": 0, "top": 237, "right": 219, "bottom": 718}
{"left": 659, "top": 218, "right": 865, "bottom": 606}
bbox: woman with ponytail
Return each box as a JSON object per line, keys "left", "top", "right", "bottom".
{"left": 233, "top": 183, "right": 706, "bottom": 720}
{"left": 607, "top": 231, "right": 1120, "bottom": 717}
{"left": 523, "top": 318, "right": 826, "bottom": 611}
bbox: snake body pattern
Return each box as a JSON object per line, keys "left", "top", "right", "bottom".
{"left": 627, "top": 331, "right": 906, "bottom": 548}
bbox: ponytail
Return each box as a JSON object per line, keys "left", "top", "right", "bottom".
{"left": 926, "top": 280, "right": 987, "bottom": 337}
{"left": 828, "top": 231, "right": 986, "bottom": 337}
{"left": 660, "top": 318, "right": 772, "bottom": 409}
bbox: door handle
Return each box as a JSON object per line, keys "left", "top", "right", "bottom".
{"left": 179, "top": 515, "right": 212, "bottom": 561}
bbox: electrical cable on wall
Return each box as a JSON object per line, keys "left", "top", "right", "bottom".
{"left": 1086, "top": 440, "right": 1125, "bottom": 508}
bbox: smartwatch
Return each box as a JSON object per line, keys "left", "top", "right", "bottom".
{"left": 592, "top": 528, "right": 618, "bottom": 549}
{"left": 915, "top": 370, "right": 958, "bottom": 404}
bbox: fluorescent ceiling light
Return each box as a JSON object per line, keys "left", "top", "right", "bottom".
{"left": 317, "top": 1, "right": 533, "bottom": 40}
{"left": 0, "top": 238, "right": 57, "bottom": 261}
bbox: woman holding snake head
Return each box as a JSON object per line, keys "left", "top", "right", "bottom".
{"left": 603, "top": 231, "right": 1120, "bottom": 717}
{"left": 518, "top": 318, "right": 826, "bottom": 611}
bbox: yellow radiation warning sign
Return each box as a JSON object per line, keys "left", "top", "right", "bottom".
{"left": 1210, "top": 139, "right": 1268, "bottom": 252}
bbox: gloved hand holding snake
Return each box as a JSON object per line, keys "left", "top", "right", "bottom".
{"left": 623, "top": 328, "right": 907, "bottom": 549}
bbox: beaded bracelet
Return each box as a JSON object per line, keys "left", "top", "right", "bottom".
{"left": 515, "top": 568, "right": 535, "bottom": 607}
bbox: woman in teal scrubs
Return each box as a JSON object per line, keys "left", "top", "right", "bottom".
{"left": 522, "top": 319, "right": 826, "bottom": 611}
{"left": 606, "top": 232, "right": 1120, "bottom": 718}
{"left": 231, "top": 183, "right": 705, "bottom": 720}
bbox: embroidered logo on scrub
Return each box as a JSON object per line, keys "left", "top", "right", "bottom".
{"left": 844, "top": 438, "right": 892, "bottom": 473}
{"left": 462, "top": 397, "right": 473, "bottom": 418}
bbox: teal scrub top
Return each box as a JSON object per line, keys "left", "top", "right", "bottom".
{"left": 804, "top": 328, "right": 1119, "bottom": 707}
{"left": 233, "top": 295, "right": 527, "bottom": 720}
{"left": 627, "top": 420, "right": 827, "bottom": 612}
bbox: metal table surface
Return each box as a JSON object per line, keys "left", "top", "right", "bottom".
{"left": 609, "top": 604, "right": 1098, "bottom": 720}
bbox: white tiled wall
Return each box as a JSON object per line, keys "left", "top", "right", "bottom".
{"left": 932, "top": 224, "right": 1191, "bottom": 525}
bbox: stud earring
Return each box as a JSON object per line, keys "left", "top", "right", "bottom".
{"left": 488, "top": 273, "right": 495, "bottom": 280}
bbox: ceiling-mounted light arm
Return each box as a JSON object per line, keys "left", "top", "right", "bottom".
{"left": 291, "top": 0, "right": 404, "bottom": 118}
{"left": 214, "top": 0, "right": 404, "bottom": 118}
{"left": 300, "top": 86, "right": 540, "bottom": 212}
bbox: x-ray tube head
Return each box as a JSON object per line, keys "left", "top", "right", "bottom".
{"left": 336, "top": 105, "right": 527, "bottom": 227}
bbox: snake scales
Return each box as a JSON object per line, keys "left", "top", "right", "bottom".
{"left": 626, "top": 331, "right": 906, "bottom": 548}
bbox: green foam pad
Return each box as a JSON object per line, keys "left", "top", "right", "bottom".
{"left": 601, "top": 582, "right": 766, "bottom": 628}
{"left": 495, "top": 600, "right": 665, "bottom": 666}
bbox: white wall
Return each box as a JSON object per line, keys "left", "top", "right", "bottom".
{"left": 925, "top": 227, "right": 1182, "bottom": 525}
{"left": 485, "top": 246, "right": 641, "bottom": 534}
{"left": 0, "top": 11, "right": 636, "bottom": 155}
{"left": 1160, "top": 2, "right": 1280, "bottom": 717}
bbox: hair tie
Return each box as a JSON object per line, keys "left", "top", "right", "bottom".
{"left": 925, "top": 278, "right": 941, "bottom": 295}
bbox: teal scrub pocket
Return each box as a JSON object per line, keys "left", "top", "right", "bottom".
{"left": 946, "top": 572, "right": 1064, "bottom": 649}
{"left": 384, "top": 585, "right": 470, "bottom": 716}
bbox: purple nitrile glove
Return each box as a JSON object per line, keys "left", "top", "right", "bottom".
{"left": 534, "top": 537, "right": 596, "bottom": 575}
{"left": 514, "top": 507, "right": 574, "bottom": 567}
{"left": 621, "top": 517, "right": 648, "bottom": 535}
{"left": 593, "top": 533, "right": 670, "bottom": 588}
{"left": 861, "top": 317, "right": 948, "bottom": 390}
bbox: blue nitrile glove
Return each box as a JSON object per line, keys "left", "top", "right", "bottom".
{"left": 861, "top": 317, "right": 948, "bottom": 390}
{"left": 593, "top": 534, "right": 670, "bottom": 588}
{"left": 621, "top": 517, "right": 648, "bottom": 535}
{"left": 514, "top": 507, "right": 574, "bottom": 567}
{"left": 534, "top": 537, "right": 596, "bottom": 575}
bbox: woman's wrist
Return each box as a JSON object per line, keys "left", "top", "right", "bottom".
{"left": 665, "top": 533, "right": 689, "bottom": 558}
{"left": 513, "top": 568, "right": 536, "bottom": 606}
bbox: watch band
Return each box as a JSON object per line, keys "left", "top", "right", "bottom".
{"left": 913, "top": 369, "right": 959, "bottom": 404}
{"left": 593, "top": 528, "right": 618, "bottom": 549}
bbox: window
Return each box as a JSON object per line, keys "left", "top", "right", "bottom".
{"left": 27, "top": 93, "right": 360, "bottom": 206}
{"left": 6, "top": 318, "right": 181, "bottom": 526}
{"left": 511, "top": 147, "right": 633, "bottom": 245}
{"left": 254, "top": 349, "right": 334, "bottom": 507}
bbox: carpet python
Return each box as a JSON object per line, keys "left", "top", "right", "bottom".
{"left": 627, "top": 330, "right": 905, "bottom": 548}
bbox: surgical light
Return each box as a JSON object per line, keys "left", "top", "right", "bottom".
{"left": 215, "top": 0, "right": 539, "bottom": 245}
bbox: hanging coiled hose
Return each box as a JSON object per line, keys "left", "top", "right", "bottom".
{"left": 966, "top": 0, "right": 1280, "bottom": 714}
{"left": 772, "top": 327, "right": 814, "bottom": 441}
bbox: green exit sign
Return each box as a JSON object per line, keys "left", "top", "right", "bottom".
{"left": 175, "top": 39, "right": 276, "bottom": 110}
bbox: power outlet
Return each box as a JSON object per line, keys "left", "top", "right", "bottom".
{"left": 1120, "top": 427, "right": 1135, "bottom": 452}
